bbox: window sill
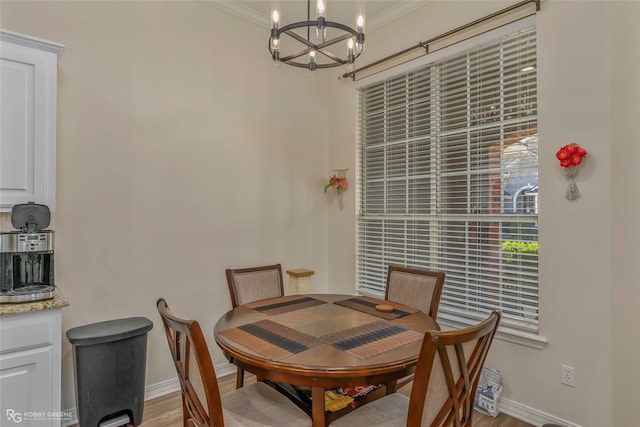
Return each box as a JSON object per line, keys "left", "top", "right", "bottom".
{"left": 356, "top": 290, "right": 548, "bottom": 349}
{"left": 438, "top": 315, "right": 548, "bottom": 350}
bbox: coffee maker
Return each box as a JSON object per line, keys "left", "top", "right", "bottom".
{"left": 0, "top": 203, "right": 55, "bottom": 303}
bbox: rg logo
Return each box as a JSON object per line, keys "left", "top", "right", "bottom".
{"left": 6, "top": 409, "right": 22, "bottom": 423}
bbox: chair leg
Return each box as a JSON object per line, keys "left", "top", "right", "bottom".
{"left": 182, "top": 394, "right": 190, "bottom": 427}
{"left": 236, "top": 366, "right": 244, "bottom": 389}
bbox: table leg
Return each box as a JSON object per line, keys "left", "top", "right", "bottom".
{"left": 387, "top": 379, "right": 398, "bottom": 394}
{"left": 311, "top": 386, "right": 326, "bottom": 427}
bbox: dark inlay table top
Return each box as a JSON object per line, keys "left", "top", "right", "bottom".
{"left": 214, "top": 293, "right": 439, "bottom": 427}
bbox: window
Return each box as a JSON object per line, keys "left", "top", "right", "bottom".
{"left": 356, "top": 24, "right": 539, "bottom": 335}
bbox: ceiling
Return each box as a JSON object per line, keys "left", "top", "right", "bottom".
{"left": 199, "top": 0, "right": 431, "bottom": 32}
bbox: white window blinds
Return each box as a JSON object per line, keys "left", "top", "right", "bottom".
{"left": 356, "top": 25, "right": 538, "bottom": 333}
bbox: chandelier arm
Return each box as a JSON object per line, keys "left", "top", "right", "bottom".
{"left": 278, "top": 20, "right": 320, "bottom": 35}
{"left": 315, "top": 62, "right": 352, "bottom": 69}
{"left": 273, "top": 44, "right": 351, "bottom": 66}
{"left": 278, "top": 21, "right": 360, "bottom": 46}
{"left": 315, "top": 48, "right": 345, "bottom": 64}
{"left": 276, "top": 20, "right": 361, "bottom": 40}
{"left": 316, "top": 32, "right": 353, "bottom": 50}
{"left": 279, "top": 47, "right": 347, "bottom": 66}
{"left": 315, "top": 32, "right": 360, "bottom": 64}
{"left": 280, "top": 48, "right": 313, "bottom": 63}
{"left": 269, "top": 56, "right": 362, "bottom": 69}
{"left": 277, "top": 30, "right": 357, "bottom": 65}
{"left": 277, "top": 52, "right": 359, "bottom": 67}
{"left": 283, "top": 30, "right": 318, "bottom": 50}
{"left": 324, "top": 20, "right": 361, "bottom": 37}
{"left": 282, "top": 29, "right": 355, "bottom": 52}
{"left": 282, "top": 61, "right": 314, "bottom": 69}
{"left": 279, "top": 60, "right": 350, "bottom": 69}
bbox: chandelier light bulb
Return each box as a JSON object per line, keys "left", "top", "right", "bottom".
{"left": 272, "top": 38, "right": 280, "bottom": 68}
{"left": 347, "top": 39, "right": 355, "bottom": 73}
{"left": 309, "top": 50, "right": 317, "bottom": 71}
{"left": 316, "top": 0, "right": 325, "bottom": 18}
{"left": 316, "top": 0, "right": 326, "bottom": 42}
{"left": 270, "top": 9, "right": 280, "bottom": 56}
{"left": 356, "top": 15, "right": 365, "bottom": 54}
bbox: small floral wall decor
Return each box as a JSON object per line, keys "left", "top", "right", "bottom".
{"left": 556, "top": 143, "right": 587, "bottom": 200}
{"left": 324, "top": 169, "right": 348, "bottom": 209}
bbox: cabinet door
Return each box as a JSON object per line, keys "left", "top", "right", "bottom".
{"left": 0, "top": 346, "right": 55, "bottom": 427}
{"left": 0, "top": 308, "right": 62, "bottom": 427}
{"left": 0, "top": 31, "right": 62, "bottom": 211}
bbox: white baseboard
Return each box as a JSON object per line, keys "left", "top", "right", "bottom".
{"left": 500, "top": 396, "right": 583, "bottom": 427}
{"left": 62, "top": 362, "right": 581, "bottom": 427}
{"left": 61, "top": 362, "right": 238, "bottom": 426}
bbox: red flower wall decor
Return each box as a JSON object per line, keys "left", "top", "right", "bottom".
{"left": 556, "top": 143, "right": 587, "bottom": 200}
{"left": 324, "top": 169, "right": 349, "bottom": 210}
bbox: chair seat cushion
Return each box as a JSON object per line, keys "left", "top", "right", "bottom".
{"left": 222, "top": 381, "right": 312, "bottom": 426}
{"left": 330, "top": 392, "right": 409, "bottom": 427}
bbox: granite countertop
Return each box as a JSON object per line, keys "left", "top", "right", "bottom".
{"left": 0, "top": 290, "right": 69, "bottom": 315}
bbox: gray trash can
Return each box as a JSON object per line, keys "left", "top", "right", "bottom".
{"left": 67, "top": 317, "right": 153, "bottom": 427}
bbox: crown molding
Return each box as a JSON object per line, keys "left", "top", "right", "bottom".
{"left": 367, "top": 1, "right": 433, "bottom": 31}
{"left": 198, "top": 0, "right": 269, "bottom": 28}
{"left": 198, "top": 1, "right": 433, "bottom": 32}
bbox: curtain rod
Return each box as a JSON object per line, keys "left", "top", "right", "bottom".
{"left": 340, "top": 0, "right": 541, "bottom": 81}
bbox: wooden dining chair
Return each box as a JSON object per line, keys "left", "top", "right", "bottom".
{"left": 330, "top": 310, "right": 501, "bottom": 427}
{"left": 225, "top": 264, "right": 284, "bottom": 387}
{"left": 156, "top": 298, "right": 312, "bottom": 427}
{"left": 386, "top": 265, "right": 446, "bottom": 318}
{"left": 386, "top": 265, "right": 446, "bottom": 389}
{"left": 225, "top": 264, "right": 284, "bottom": 308}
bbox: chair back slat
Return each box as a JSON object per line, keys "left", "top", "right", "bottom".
{"left": 226, "top": 264, "right": 284, "bottom": 307}
{"left": 454, "top": 342, "right": 471, "bottom": 425}
{"left": 157, "top": 298, "right": 225, "bottom": 427}
{"left": 385, "top": 265, "right": 445, "bottom": 318}
{"left": 407, "top": 311, "right": 501, "bottom": 427}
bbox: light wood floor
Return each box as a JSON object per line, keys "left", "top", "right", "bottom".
{"left": 72, "top": 374, "right": 533, "bottom": 427}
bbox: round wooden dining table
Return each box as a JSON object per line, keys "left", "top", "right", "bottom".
{"left": 214, "top": 293, "right": 439, "bottom": 427}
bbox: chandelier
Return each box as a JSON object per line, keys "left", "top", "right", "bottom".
{"left": 269, "top": 0, "right": 365, "bottom": 71}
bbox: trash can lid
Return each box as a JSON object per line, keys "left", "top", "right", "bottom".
{"left": 66, "top": 317, "right": 153, "bottom": 346}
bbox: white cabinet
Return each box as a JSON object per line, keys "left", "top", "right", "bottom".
{"left": 0, "top": 30, "right": 64, "bottom": 212}
{"left": 0, "top": 308, "right": 63, "bottom": 427}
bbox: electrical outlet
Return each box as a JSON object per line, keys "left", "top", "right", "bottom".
{"left": 561, "top": 364, "right": 575, "bottom": 387}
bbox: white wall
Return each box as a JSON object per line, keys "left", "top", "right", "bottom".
{"left": 327, "top": 1, "right": 640, "bottom": 426}
{"left": 610, "top": 2, "right": 640, "bottom": 427}
{"left": 3, "top": 0, "right": 639, "bottom": 425}
{"left": 326, "top": 76, "right": 357, "bottom": 294}
{"left": 1, "top": 0, "right": 333, "bottom": 412}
